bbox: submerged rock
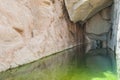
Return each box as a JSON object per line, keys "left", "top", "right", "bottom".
{"left": 86, "top": 55, "right": 111, "bottom": 71}
{"left": 65, "top": 0, "right": 113, "bottom": 22}
{"left": 85, "top": 48, "right": 115, "bottom": 72}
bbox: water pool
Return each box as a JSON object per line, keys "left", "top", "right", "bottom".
{"left": 0, "top": 46, "right": 117, "bottom": 80}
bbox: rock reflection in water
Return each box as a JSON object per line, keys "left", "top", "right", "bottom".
{"left": 0, "top": 45, "right": 117, "bottom": 80}
{"left": 85, "top": 48, "right": 116, "bottom": 72}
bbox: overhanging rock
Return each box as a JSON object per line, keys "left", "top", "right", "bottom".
{"left": 65, "top": 0, "right": 113, "bottom": 23}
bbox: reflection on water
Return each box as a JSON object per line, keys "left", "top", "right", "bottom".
{"left": 0, "top": 45, "right": 117, "bottom": 80}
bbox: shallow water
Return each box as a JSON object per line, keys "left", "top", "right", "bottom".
{"left": 0, "top": 46, "right": 117, "bottom": 80}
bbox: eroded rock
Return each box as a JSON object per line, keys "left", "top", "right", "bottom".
{"left": 85, "top": 7, "right": 112, "bottom": 45}
{"left": 0, "top": 0, "right": 83, "bottom": 72}
{"left": 65, "top": 0, "right": 113, "bottom": 22}
{"left": 86, "top": 10, "right": 111, "bottom": 35}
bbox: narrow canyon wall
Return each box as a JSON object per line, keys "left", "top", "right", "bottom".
{"left": 85, "top": 7, "right": 112, "bottom": 50}
{"left": 0, "top": 0, "right": 84, "bottom": 72}
{"left": 65, "top": 0, "right": 120, "bottom": 79}
{"left": 65, "top": 0, "right": 113, "bottom": 22}
{"left": 65, "top": 0, "right": 113, "bottom": 51}
{"left": 0, "top": 0, "right": 118, "bottom": 75}
{"left": 109, "top": 0, "right": 120, "bottom": 79}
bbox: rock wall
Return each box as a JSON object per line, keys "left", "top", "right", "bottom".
{"left": 109, "top": 0, "right": 120, "bottom": 79}
{"left": 0, "top": 0, "right": 118, "bottom": 74}
{"left": 65, "top": 0, "right": 113, "bottom": 22}
{"left": 65, "top": 0, "right": 119, "bottom": 78}
{"left": 65, "top": 0, "right": 113, "bottom": 51}
{"left": 0, "top": 0, "right": 84, "bottom": 72}
{"left": 85, "top": 7, "right": 112, "bottom": 51}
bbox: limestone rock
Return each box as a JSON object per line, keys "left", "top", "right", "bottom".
{"left": 65, "top": 0, "right": 113, "bottom": 22}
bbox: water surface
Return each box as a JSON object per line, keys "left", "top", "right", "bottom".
{"left": 0, "top": 46, "right": 117, "bottom": 80}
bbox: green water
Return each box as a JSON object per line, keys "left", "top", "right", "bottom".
{"left": 0, "top": 46, "right": 117, "bottom": 80}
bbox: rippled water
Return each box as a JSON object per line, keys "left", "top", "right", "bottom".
{"left": 0, "top": 46, "right": 117, "bottom": 80}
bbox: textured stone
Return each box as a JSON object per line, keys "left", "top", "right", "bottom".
{"left": 65, "top": 0, "right": 113, "bottom": 22}
{"left": 85, "top": 7, "right": 112, "bottom": 53}
{"left": 108, "top": 0, "right": 120, "bottom": 79}
{"left": 85, "top": 9, "right": 111, "bottom": 49}
{"left": 86, "top": 13, "right": 111, "bottom": 35}
{"left": 0, "top": 0, "right": 83, "bottom": 72}
{"left": 100, "top": 7, "right": 111, "bottom": 20}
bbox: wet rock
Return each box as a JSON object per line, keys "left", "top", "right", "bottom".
{"left": 86, "top": 48, "right": 113, "bottom": 71}
{"left": 86, "top": 55, "right": 111, "bottom": 71}
{"left": 86, "top": 33, "right": 107, "bottom": 41}
{"left": 65, "top": 0, "right": 113, "bottom": 22}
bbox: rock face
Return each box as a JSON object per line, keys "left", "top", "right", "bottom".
{"left": 0, "top": 46, "right": 85, "bottom": 80}
{"left": 0, "top": 0, "right": 116, "bottom": 74}
{"left": 86, "top": 8, "right": 111, "bottom": 35}
{"left": 65, "top": 0, "right": 113, "bottom": 22}
{"left": 0, "top": 0, "right": 84, "bottom": 72}
{"left": 85, "top": 7, "right": 112, "bottom": 52}
{"left": 85, "top": 7, "right": 112, "bottom": 41}
{"left": 108, "top": 0, "right": 120, "bottom": 78}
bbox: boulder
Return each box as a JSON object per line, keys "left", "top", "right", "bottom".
{"left": 65, "top": 0, "right": 113, "bottom": 22}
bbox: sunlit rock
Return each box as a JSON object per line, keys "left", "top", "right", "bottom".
{"left": 86, "top": 55, "right": 111, "bottom": 71}
{"left": 65, "top": 0, "right": 113, "bottom": 22}
{"left": 0, "top": 0, "right": 83, "bottom": 72}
